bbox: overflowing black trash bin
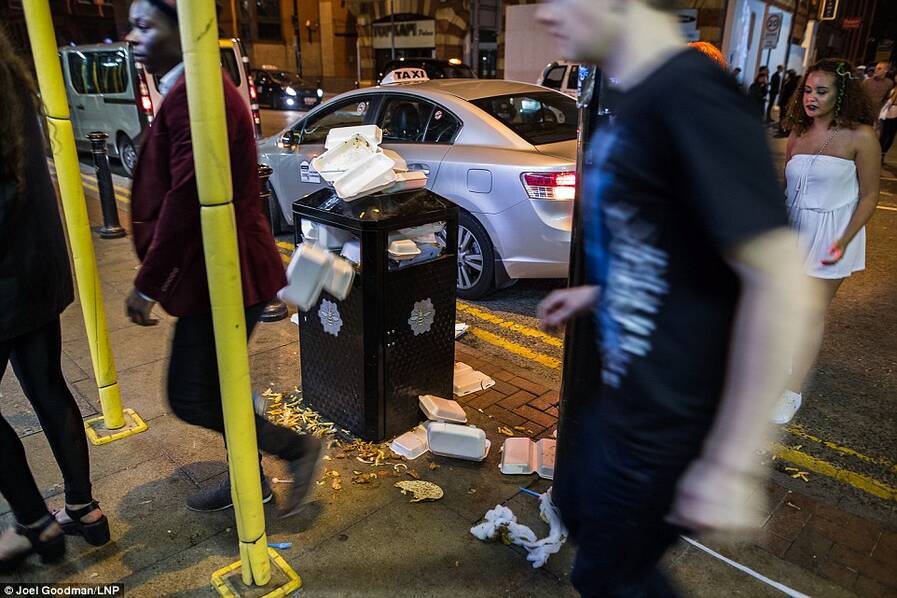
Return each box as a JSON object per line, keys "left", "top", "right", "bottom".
{"left": 292, "top": 187, "right": 459, "bottom": 441}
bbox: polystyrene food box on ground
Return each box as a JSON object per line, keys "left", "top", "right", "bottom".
{"left": 453, "top": 362, "right": 495, "bottom": 396}
{"left": 419, "top": 394, "right": 467, "bottom": 424}
{"left": 427, "top": 422, "right": 491, "bottom": 462}
{"left": 500, "top": 438, "right": 556, "bottom": 480}
{"left": 390, "top": 424, "right": 429, "bottom": 460}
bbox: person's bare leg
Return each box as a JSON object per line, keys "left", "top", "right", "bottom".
{"left": 786, "top": 277, "right": 843, "bottom": 394}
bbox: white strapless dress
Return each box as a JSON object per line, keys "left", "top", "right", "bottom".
{"left": 785, "top": 154, "right": 865, "bottom": 279}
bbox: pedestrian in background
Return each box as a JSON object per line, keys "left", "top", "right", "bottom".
{"left": 878, "top": 86, "right": 897, "bottom": 162}
{"left": 732, "top": 66, "right": 743, "bottom": 86}
{"left": 776, "top": 69, "right": 800, "bottom": 137}
{"left": 862, "top": 61, "right": 895, "bottom": 112}
{"left": 748, "top": 71, "right": 769, "bottom": 116}
{"left": 0, "top": 26, "right": 109, "bottom": 571}
{"left": 774, "top": 59, "right": 879, "bottom": 424}
{"left": 767, "top": 64, "right": 784, "bottom": 122}
{"left": 535, "top": 0, "right": 818, "bottom": 595}
{"left": 124, "top": 0, "right": 321, "bottom": 517}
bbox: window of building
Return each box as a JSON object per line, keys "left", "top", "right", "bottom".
{"left": 255, "top": 0, "right": 283, "bottom": 42}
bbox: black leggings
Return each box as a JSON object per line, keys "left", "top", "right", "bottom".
{"left": 0, "top": 318, "right": 93, "bottom": 525}
{"left": 880, "top": 118, "right": 897, "bottom": 156}
{"left": 167, "top": 303, "right": 305, "bottom": 463}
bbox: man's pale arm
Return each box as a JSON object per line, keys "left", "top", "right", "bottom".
{"left": 670, "top": 227, "right": 823, "bottom": 531}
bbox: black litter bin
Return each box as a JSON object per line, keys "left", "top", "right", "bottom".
{"left": 292, "top": 187, "right": 459, "bottom": 441}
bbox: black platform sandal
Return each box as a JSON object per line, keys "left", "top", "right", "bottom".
{"left": 0, "top": 516, "right": 66, "bottom": 573}
{"left": 59, "top": 501, "right": 110, "bottom": 546}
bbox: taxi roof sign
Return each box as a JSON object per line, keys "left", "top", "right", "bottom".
{"left": 381, "top": 68, "right": 429, "bottom": 85}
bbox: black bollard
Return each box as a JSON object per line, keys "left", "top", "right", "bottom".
{"left": 87, "top": 132, "right": 127, "bottom": 239}
{"left": 258, "top": 163, "right": 289, "bottom": 323}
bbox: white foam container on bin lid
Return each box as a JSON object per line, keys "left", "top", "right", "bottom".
{"left": 499, "top": 438, "right": 556, "bottom": 480}
{"left": 333, "top": 153, "right": 397, "bottom": 200}
{"left": 324, "top": 125, "right": 383, "bottom": 150}
{"left": 427, "top": 422, "right": 491, "bottom": 461}
{"left": 390, "top": 424, "right": 429, "bottom": 460}
{"left": 419, "top": 395, "right": 467, "bottom": 424}
{"left": 312, "top": 134, "right": 379, "bottom": 183}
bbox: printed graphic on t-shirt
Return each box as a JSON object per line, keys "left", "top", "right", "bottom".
{"left": 587, "top": 129, "right": 670, "bottom": 388}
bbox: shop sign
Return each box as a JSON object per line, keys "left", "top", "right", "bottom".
{"left": 819, "top": 0, "right": 839, "bottom": 21}
{"left": 373, "top": 19, "right": 436, "bottom": 49}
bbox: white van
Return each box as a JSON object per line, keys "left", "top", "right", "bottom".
{"left": 60, "top": 38, "right": 260, "bottom": 176}
{"left": 537, "top": 61, "right": 581, "bottom": 98}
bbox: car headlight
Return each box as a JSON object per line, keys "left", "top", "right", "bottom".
{"left": 317, "top": 88, "right": 324, "bottom": 98}
{"left": 285, "top": 86, "right": 297, "bottom": 96}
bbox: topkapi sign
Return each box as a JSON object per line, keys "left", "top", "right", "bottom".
{"left": 373, "top": 20, "right": 436, "bottom": 49}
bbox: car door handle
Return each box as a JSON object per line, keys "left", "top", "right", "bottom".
{"left": 408, "top": 163, "right": 430, "bottom": 176}
{"left": 75, "top": 105, "right": 85, "bottom": 110}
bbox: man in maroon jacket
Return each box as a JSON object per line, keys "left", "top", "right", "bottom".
{"left": 124, "top": 0, "right": 320, "bottom": 517}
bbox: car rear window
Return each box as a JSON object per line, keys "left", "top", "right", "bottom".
{"left": 472, "top": 92, "right": 578, "bottom": 145}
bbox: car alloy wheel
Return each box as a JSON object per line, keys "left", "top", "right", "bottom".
{"left": 119, "top": 136, "right": 138, "bottom": 176}
{"left": 457, "top": 224, "right": 484, "bottom": 291}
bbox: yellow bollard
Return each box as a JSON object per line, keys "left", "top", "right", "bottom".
{"left": 176, "top": 1, "right": 300, "bottom": 595}
{"left": 22, "top": 0, "right": 146, "bottom": 445}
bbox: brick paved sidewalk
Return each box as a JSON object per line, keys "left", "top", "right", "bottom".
{"left": 453, "top": 344, "right": 897, "bottom": 598}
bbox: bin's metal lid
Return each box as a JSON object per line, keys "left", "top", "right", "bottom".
{"left": 292, "top": 187, "right": 457, "bottom": 231}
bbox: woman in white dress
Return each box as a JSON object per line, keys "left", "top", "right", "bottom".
{"left": 774, "top": 59, "right": 880, "bottom": 424}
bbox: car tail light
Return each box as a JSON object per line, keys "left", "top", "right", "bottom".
{"left": 521, "top": 171, "right": 576, "bottom": 200}
{"left": 136, "top": 69, "right": 154, "bottom": 124}
{"left": 248, "top": 77, "right": 262, "bottom": 137}
{"left": 248, "top": 75, "right": 258, "bottom": 101}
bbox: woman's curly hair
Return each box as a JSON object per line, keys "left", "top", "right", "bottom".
{"left": 0, "top": 25, "right": 40, "bottom": 194}
{"left": 786, "top": 58, "right": 876, "bottom": 135}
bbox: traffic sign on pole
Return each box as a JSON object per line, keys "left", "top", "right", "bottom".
{"left": 762, "top": 13, "right": 783, "bottom": 50}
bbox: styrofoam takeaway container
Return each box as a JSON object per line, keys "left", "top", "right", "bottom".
{"left": 419, "top": 395, "right": 467, "bottom": 424}
{"left": 390, "top": 424, "right": 429, "bottom": 460}
{"left": 312, "top": 133, "right": 379, "bottom": 182}
{"left": 427, "top": 422, "right": 491, "bottom": 462}
{"left": 333, "top": 153, "right": 397, "bottom": 200}
{"left": 324, "top": 125, "right": 383, "bottom": 150}
{"left": 499, "top": 438, "right": 556, "bottom": 480}
{"left": 278, "top": 242, "right": 331, "bottom": 311}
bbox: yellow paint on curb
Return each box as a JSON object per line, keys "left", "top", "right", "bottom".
{"left": 468, "top": 326, "right": 561, "bottom": 369}
{"left": 785, "top": 424, "right": 897, "bottom": 474}
{"left": 457, "top": 302, "right": 563, "bottom": 348}
{"left": 773, "top": 442, "right": 897, "bottom": 502}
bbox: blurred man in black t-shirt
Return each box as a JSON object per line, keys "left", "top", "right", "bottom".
{"left": 536, "top": 0, "right": 821, "bottom": 595}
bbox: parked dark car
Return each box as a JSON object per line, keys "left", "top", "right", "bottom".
{"left": 252, "top": 68, "right": 323, "bottom": 110}
{"left": 377, "top": 59, "right": 476, "bottom": 84}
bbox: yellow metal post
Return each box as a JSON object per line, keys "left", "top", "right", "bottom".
{"left": 176, "top": 2, "right": 299, "bottom": 595}
{"left": 22, "top": 0, "right": 146, "bottom": 444}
